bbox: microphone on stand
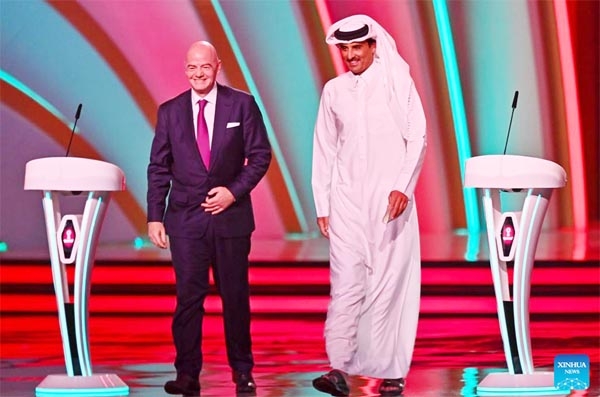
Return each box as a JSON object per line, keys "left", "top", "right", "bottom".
{"left": 65, "top": 104, "right": 83, "bottom": 157}
{"left": 502, "top": 91, "right": 521, "bottom": 192}
{"left": 502, "top": 91, "right": 519, "bottom": 155}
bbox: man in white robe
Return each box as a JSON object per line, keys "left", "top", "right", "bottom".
{"left": 311, "top": 14, "right": 427, "bottom": 397}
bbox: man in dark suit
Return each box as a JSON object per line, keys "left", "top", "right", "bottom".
{"left": 147, "top": 41, "right": 271, "bottom": 396}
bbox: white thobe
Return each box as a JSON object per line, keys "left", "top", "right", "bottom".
{"left": 312, "top": 60, "right": 426, "bottom": 378}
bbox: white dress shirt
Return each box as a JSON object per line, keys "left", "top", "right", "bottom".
{"left": 191, "top": 85, "right": 218, "bottom": 148}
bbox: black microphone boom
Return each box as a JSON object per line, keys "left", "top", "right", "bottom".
{"left": 65, "top": 104, "right": 83, "bottom": 157}
{"left": 511, "top": 91, "right": 519, "bottom": 109}
{"left": 503, "top": 91, "right": 519, "bottom": 155}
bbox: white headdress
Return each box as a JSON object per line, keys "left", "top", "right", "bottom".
{"left": 326, "top": 14, "right": 413, "bottom": 119}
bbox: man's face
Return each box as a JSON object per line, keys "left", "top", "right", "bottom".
{"left": 185, "top": 45, "right": 221, "bottom": 96}
{"left": 338, "top": 41, "right": 376, "bottom": 75}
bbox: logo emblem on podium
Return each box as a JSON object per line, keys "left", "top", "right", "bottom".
{"left": 57, "top": 215, "right": 80, "bottom": 264}
{"left": 495, "top": 213, "right": 519, "bottom": 262}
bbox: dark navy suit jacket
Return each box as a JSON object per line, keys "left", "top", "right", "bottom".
{"left": 147, "top": 84, "right": 272, "bottom": 238}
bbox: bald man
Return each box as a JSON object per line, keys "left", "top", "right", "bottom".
{"left": 147, "top": 41, "right": 271, "bottom": 395}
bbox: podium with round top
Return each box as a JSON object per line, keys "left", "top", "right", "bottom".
{"left": 24, "top": 157, "right": 129, "bottom": 397}
{"left": 464, "top": 154, "right": 568, "bottom": 396}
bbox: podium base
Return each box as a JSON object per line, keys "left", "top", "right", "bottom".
{"left": 477, "top": 371, "right": 568, "bottom": 396}
{"left": 36, "top": 373, "right": 129, "bottom": 396}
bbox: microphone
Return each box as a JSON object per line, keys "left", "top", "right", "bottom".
{"left": 65, "top": 104, "right": 83, "bottom": 157}
{"left": 502, "top": 91, "right": 519, "bottom": 155}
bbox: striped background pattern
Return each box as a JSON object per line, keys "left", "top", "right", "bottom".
{"left": 1, "top": 1, "right": 597, "bottom": 254}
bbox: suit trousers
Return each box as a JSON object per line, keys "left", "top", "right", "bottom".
{"left": 169, "top": 224, "right": 254, "bottom": 378}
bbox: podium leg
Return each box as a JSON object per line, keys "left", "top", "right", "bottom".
{"left": 74, "top": 191, "right": 111, "bottom": 376}
{"left": 37, "top": 191, "right": 129, "bottom": 396}
{"left": 42, "top": 192, "right": 78, "bottom": 376}
{"left": 478, "top": 188, "right": 565, "bottom": 395}
{"left": 513, "top": 188, "right": 553, "bottom": 374}
{"left": 482, "top": 189, "right": 517, "bottom": 372}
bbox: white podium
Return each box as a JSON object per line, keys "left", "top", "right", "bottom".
{"left": 24, "top": 157, "right": 129, "bottom": 397}
{"left": 464, "top": 155, "right": 568, "bottom": 396}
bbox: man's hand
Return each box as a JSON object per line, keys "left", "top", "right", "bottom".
{"left": 148, "top": 221, "right": 168, "bottom": 249}
{"left": 317, "top": 216, "right": 330, "bottom": 239}
{"left": 384, "top": 190, "right": 409, "bottom": 222}
{"left": 201, "top": 186, "right": 235, "bottom": 215}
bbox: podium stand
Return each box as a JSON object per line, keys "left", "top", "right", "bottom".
{"left": 464, "top": 155, "right": 567, "bottom": 396}
{"left": 24, "top": 157, "right": 129, "bottom": 397}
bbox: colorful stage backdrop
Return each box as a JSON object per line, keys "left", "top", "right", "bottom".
{"left": 1, "top": 1, "right": 597, "bottom": 252}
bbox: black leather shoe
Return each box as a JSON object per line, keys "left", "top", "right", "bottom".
{"left": 164, "top": 373, "right": 200, "bottom": 396}
{"left": 312, "top": 369, "right": 349, "bottom": 396}
{"left": 233, "top": 371, "right": 257, "bottom": 395}
{"left": 378, "top": 378, "right": 405, "bottom": 396}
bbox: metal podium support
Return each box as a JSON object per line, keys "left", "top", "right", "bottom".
{"left": 24, "top": 157, "right": 129, "bottom": 397}
{"left": 464, "top": 154, "right": 568, "bottom": 396}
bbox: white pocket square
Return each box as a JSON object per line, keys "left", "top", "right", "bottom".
{"left": 226, "top": 122, "right": 240, "bottom": 128}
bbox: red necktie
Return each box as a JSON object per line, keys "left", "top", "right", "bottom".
{"left": 197, "top": 99, "right": 210, "bottom": 168}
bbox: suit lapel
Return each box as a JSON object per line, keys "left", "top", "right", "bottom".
{"left": 179, "top": 90, "right": 197, "bottom": 149}
{"left": 210, "top": 84, "right": 233, "bottom": 169}
{"left": 178, "top": 89, "right": 207, "bottom": 169}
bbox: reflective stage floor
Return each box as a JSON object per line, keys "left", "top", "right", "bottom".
{"left": 1, "top": 315, "right": 598, "bottom": 397}
{"left": 1, "top": 230, "right": 598, "bottom": 396}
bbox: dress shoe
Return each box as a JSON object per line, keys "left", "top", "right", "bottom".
{"left": 164, "top": 373, "right": 200, "bottom": 396}
{"left": 233, "top": 371, "right": 257, "bottom": 394}
{"left": 312, "top": 369, "right": 349, "bottom": 396}
{"left": 378, "top": 378, "right": 405, "bottom": 396}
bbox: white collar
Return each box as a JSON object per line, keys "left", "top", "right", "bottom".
{"left": 191, "top": 84, "right": 218, "bottom": 105}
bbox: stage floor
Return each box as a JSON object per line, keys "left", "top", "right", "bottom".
{"left": 1, "top": 314, "right": 598, "bottom": 397}
{"left": 1, "top": 228, "right": 598, "bottom": 396}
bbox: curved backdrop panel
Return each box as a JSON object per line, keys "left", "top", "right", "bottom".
{"left": 1, "top": 0, "right": 597, "bottom": 251}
